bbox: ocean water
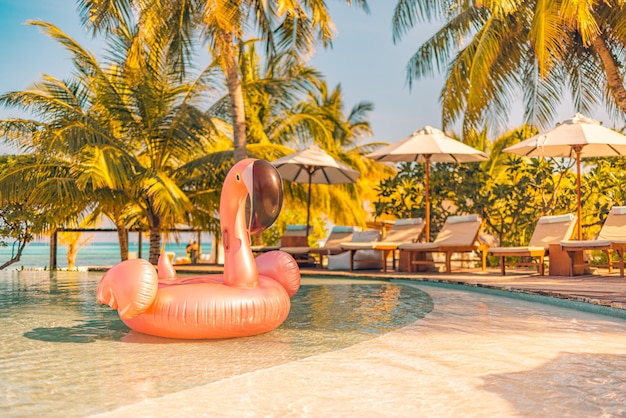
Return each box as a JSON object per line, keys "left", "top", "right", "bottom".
{"left": 0, "top": 241, "right": 213, "bottom": 270}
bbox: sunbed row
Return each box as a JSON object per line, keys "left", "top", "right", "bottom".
{"left": 253, "top": 207, "right": 626, "bottom": 276}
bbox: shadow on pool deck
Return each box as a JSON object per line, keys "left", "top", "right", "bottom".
{"left": 158, "top": 262, "right": 626, "bottom": 311}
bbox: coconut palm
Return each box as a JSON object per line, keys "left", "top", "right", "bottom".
{"left": 392, "top": 0, "right": 626, "bottom": 136}
{"left": 272, "top": 78, "right": 391, "bottom": 230}
{"left": 214, "top": 40, "right": 327, "bottom": 149}
{"left": 77, "top": 0, "right": 370, "bottom": 162}
{"left": 208, "top": 41, "right": 383, "bottom": 230}
{"left": 298, "top": 79, "right": 391, "bottom": 223}
{"left": 0, "top": 21, "right": 228, "bottom": 264}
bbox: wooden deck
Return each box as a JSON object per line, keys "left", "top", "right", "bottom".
{"left": 170, "top": 263, "right": 626, "bottom": 311}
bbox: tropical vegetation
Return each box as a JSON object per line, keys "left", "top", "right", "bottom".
{"left": 77, "top": 0, "right": 370, "bottom": 163}
{"left": 0, "top": 155, "right": 70, "bottom": 269}
{"left": 372, "top": 125, "right": 625, "bottom": 262}
{"left": 0, "top": 2, "right": 624, "bottom": 270}
{"left": 0, "top": 19, "right": 229, "bottom": 265}
{"left": 365, "top": 0, "right": 626, "bottom": 263}
{"left": 392, "top": 0, "right": 626, "bottom": 136}
{"left": 0, "top": 3, "right": 379, "bottom": 268}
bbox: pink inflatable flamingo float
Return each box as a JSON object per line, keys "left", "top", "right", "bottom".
{"left": 97, "top": 159, "right": 301, "bottom": 339}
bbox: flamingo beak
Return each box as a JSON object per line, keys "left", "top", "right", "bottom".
{"left": 243, "top": 160, "right": 284, "bottom": 235}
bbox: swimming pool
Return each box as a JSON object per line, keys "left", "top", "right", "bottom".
{"left": 1, "top": 270, "right": 625, "bottom": 417}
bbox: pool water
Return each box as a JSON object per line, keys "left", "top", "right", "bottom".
{"left": 2, "top": 270, "right": 626, "bottom": 417}
{"left": 0, "top": 271, "right": 432, "bottom": 417}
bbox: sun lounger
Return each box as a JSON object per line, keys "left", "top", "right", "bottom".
{"left": 340, "top": 218, "right": 424, "bottom": 272}
{"left": 398, "top": 214, "right": 488, "bottom": 273}
{"left": 251, "top": 224, "right": 308, "bottom": 254}
{"left": 560, "top": 206, "right": 626, "bottom": 276}
{"left": 488, "top": 214, "right": 577, "bottom": 275}
{"left": 327, "top": 229, "right": 383, "bottom": 271}
{"left": 281, "top": 225, "right": 358, "bottom": 268}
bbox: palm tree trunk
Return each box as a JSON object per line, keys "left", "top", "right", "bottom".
{"left": 115, "top": 220, "right": 129, "bottom": 261}
{"left": 220, "top": 33, "right": 247, "bottom": 163}
{"left": 148, "top": 223, "right": 162, "bottom": 265}
{"left": 145, "top": 205, "right": 162, "bottom": 264}
{"left": 592, "top": 35, "right": 626, "bottom": 113}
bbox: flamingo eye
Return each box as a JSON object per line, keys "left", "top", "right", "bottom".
{"left": 235, "top": 173, "right": 241, "bottom": 182}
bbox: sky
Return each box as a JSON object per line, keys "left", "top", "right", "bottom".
{"left": 0, "top": 1, "right": 620, "bottom": 154}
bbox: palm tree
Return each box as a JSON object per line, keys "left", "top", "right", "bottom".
{"left": 269, "top": 78, "right": 391, "bottom": 229}
{"left": 391, "top": 0, "right": 626, "bottom": 136}
{"left": 209, "top": 41, "right": 383, "bottom": 229}
{"left": 0, "top": 21, "right": 228, "bottom": 264}
{"left": 300, "top": 78, "right": 392, "bottom": 222}
{"left": 213, "top": 40, "right": 326, "bottom": 148}
{"left": 76, "top": 0, "right": 370, "bottom": 162}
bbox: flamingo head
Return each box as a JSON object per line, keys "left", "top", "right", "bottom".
{"left": 221, "top": 158, "right": 283, "bottom": 236}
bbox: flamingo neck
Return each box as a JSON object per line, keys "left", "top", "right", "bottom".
{"left": 222, "top": 194, "right": 259, "bottom": 288}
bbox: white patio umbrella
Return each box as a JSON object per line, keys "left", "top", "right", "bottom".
{"left": 367, "top": 126, "right": 488, "bottom": 241}
{"left": 504, "top": 113, "right": 626, "bottom": 240}
{"left": 271, "top": 145, "right": 360, "bottom": 236}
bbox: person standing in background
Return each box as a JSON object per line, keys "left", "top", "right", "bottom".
{"left": 188, "top": 240, "right": 199, "bottom": 264}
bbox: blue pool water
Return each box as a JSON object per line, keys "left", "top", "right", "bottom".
{"left": 0, "top": 271, "right": 433, "bottom": 417}
{"left": 2, "top": 271, "right": 626, "bottom": 417}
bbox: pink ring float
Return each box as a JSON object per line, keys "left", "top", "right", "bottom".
{"left": 97, "top": 159, "right": 301, "bottom": 339}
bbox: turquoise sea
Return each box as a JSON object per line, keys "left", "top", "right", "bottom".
{"left": 0, "top": 241, "right": 213, "bottom": 270}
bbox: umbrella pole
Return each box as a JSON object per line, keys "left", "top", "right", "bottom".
{"left": 574, "top": 147, "right": 583, "bottom": 240}
{"left": 306, "top": 174, "right": 312, "bottom": 238}
{"left": 425, "top": 155, "right": 431, "bottom": 242}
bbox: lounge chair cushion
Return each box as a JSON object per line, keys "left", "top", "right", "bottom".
{"left": 352, "top": 230, "right": 380, "bottom": 242}
{"left": 447, "top": 214, "right": 480, "bottom": 224}
{"left": 557, "top": 207, "right": 626, "bottom": 277}
{"left": 326, "top": 250, "right": 383, "bottom": 270}
{"left": 398, "top": 242, "right": 439, "bottom": 251}
{"left": 394, "top": 218, "right": 423, "bottom": 226}
{"left": 560, "top": 239, "right": 611, "bottom": 249}
{"left": 322, "top": 226, "right": 358, "bottom": 248}
{"left": 327, "top": 229, "right": 383, "bottom": 270}
{"left": 528, "top": 214, "right": 577, "bottom": 247}
{"left": 432, "top": 216, "right": 482, "bottom": 247}
{"left": 486, "top": 213, "right": 577, "bottom": 276}
{"left": 351, "top": 230, "right": 382, "bottom": 260}
{"left": 597, "top": 209, "right": 626, "bottom": 241}
{"left": 343, "top": 218, "right": 425, "bottom": 251}
{"left": 558, "top": 206, "right": 626, "bottom": 246}
{"left": 538, "top": 214, "right": 574, "bottom": 224}
{"left": 611, "top": 206, "right": 626, "bottom": 215}
{"left": 399, "top": 215, "right": 482, "bottom": 250}
{"left": 488, "top": 213, "right": 576, "bottom": 255}
{"left": 340, "top": 242, "right": 375, "bottom": 250}
{"left": 488, "top": 246, "right": 546, "bottom": 255}
{"left": 382, "top": 218, "right": 425, "bottom": 245}
{"left": 284, "top": 225, "right": 358, "bottom": 262}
